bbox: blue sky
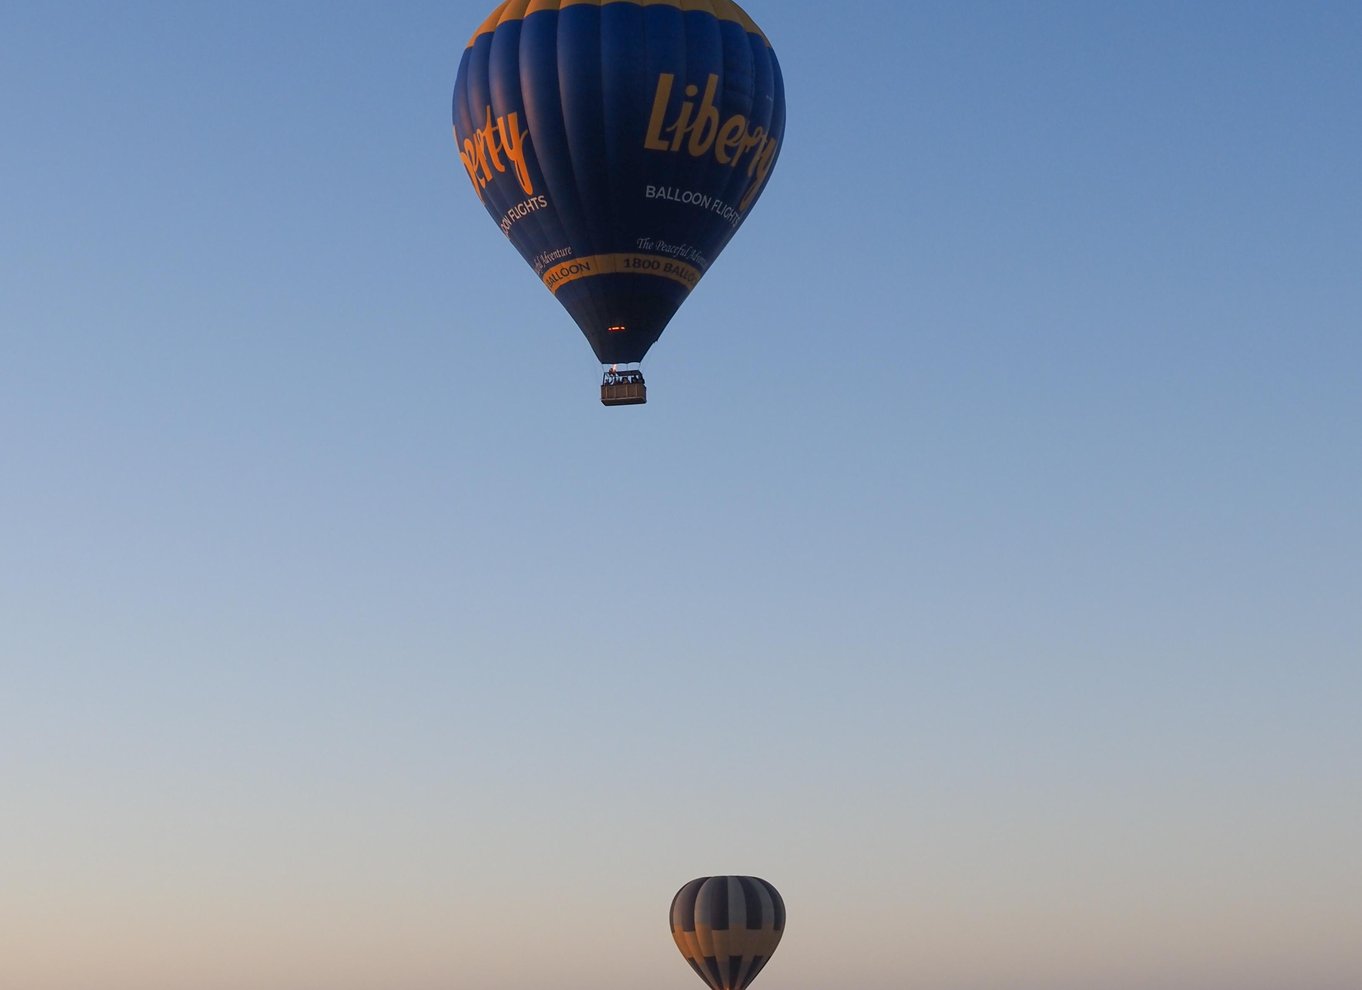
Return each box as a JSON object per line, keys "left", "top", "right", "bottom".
{"left": 2, "top": 2, "right": 1360, "bottom": 989}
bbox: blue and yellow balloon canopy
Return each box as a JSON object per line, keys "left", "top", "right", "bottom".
{"left": 453, "top": 0, "right": 786, "bottom": 401}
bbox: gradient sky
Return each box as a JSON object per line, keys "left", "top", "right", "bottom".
{"left": 2, "top": 2, "right": 1360, "bottom": 989}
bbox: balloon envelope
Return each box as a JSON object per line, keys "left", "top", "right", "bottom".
{"left": 452, "top": 0, "right": 786, "bottom": 366}
{"left": 670, "top": 876, "right": 785, "bottom": 990}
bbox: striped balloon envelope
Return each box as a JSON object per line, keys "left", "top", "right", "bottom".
{"left": 451, "top": 0, "right": 786, "bottom": 404}
{"left": 670, "top": 876, "right": 785, "bottom": 990}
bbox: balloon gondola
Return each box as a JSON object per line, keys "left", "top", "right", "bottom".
{"left": 451, "top": 0, "right": 787, "bottom": 405}
{"left": 601, "top": 364, "right": 647, "bottom": 406}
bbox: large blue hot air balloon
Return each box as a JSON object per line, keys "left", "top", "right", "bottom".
{"left": 452, "top": 0, "right": 786, "bottom": 405}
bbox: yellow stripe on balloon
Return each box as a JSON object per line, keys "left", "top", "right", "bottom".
{"left": 688, "top": 925, "right": 783, "bottom": 957}
{"left": 467, "top": 0, "right": 770, "bottom": 48}
{"left": 540, "top": 253, "right": 704, "bottom": 294}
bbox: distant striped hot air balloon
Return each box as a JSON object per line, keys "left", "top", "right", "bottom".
{"left": 670, "top": 876, "right": 785, "bottom": 990}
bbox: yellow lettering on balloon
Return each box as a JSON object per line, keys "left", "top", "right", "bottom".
{"left": 642, "top": 73, "right": 780, "bottom": 213}
{"left": 481, "top": 106, "right": 506, "bottom": 178}
{"left": 644, "top": 74, "right": 675, "bottom": 151}
{"left": 541, "top": 253, "right": 703, "bottom": 294}
{"left": 456, "top": 127, "right": 483, "bottom": 193}
{"left": 497, "top": 111, "right": 532, "bottom": 196}
{"left": 740, "top": 138, "right": 779, "bottom": 212}
{"left": 453, "top": 107, "right": 535, "bottom": 200}
{"left": 715, "top": 115, "right": 745, "bottom": 165}
{"left": 669, "top": 83, "right": 698, "bottom": 152}
{"left": 686, "top": 75, "right": 721, "bottom": 157}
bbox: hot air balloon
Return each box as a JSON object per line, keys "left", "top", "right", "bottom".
{"left": 452, "top": 0, "right": 786, "bottom": 405}
{"left": 670, "top": 876, "right": 785, "bottom": 990}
